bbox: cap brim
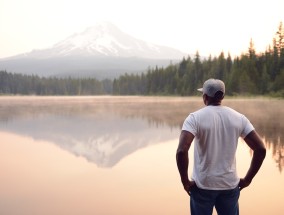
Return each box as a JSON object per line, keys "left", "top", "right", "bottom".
{"left": 197, "top": 88, "right": 203, "bottom": 92}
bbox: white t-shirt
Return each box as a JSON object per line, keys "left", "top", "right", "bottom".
{"left": 182, "top": 105, "right": 254, "bottom": 190}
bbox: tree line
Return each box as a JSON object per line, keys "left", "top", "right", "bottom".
{"left": 1, "top": 22, "right": 283, "bottom": 97}
{"left": 0, "top": 72, "right": 112, "bottom": 95}
{"left": 113, "top": 22, "right": 284, "bottom": 97}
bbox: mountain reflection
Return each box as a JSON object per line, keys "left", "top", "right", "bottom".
{"left": 0, "top": 96, "right": 283, "bottom": 170}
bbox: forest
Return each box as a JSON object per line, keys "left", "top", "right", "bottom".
{"left": 1, "top": 22, "right": 283, "bottom": 97}
{"left": 0, "top": 72, "right": 112, "bottom": 95}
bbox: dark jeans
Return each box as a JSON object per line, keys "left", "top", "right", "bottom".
{"left": 190, "top": 185, "right": 240, "bottom": 215}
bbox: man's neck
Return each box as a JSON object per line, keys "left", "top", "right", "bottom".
{"left": 207, "top": 101, "right": 222, "bottom": 106}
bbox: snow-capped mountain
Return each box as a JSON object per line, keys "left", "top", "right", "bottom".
{"left": 0, "top": 22, "right": 187, "bottom": 78}
{"left": 25, "top": 22, "right": 185, "bottom": 59}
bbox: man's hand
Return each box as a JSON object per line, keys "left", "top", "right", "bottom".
{"left": 182, "top": 179, "right": 196, "bottom": 196}
{"left": 238, "top": 178, "right": 251, "bottom": 191}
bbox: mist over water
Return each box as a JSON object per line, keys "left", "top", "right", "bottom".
{"left": 0, "top": 96, "right": 283, "bottom": 215}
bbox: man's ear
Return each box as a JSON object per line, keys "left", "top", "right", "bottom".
{"left": 202, "top": 94, "right": 207, "bottom": 105}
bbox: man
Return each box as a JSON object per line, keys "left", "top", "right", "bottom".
{"left": 176, "top": 79, "right": 266, "bottom": 215}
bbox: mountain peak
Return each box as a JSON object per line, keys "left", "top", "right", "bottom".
{"left": 0, "top": 22, "right": 187, "bottom": 78}
{"left": 19, "top": 22, "right": 186, "bottom": 59}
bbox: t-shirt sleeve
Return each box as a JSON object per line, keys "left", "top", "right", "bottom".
{"left": 182, "top": 114, "right": 197, "bottom": 136}
{"left": 241, "top": 115, "right": 255, "bottom": 138}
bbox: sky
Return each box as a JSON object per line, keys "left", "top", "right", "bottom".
{"left": 0, "top": 0, "right": 284, "bottom": 59}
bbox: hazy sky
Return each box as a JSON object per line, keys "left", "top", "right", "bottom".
{"left": 0, "top": 0, "right": 283, "bottom": 58}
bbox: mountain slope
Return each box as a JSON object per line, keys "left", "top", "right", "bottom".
{"left": 0, "top": 22, "right": 187, "bottom": 78}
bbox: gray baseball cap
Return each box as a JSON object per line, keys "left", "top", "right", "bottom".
{"left": 197, "top": 79, "right": 225, "bottom": 97}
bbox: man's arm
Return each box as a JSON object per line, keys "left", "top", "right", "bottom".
{"left": 239, "top": 130, "right": 266, "bottom": 190}
{"left": 176, "top": 130, "right": 195, "bottom": 195}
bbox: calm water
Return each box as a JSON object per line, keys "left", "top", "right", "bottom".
{"left": 0, "top": 96, "right": 283, "bottom": 215}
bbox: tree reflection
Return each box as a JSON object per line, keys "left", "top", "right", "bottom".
{"left": 266, "top": 138, "right": 284, "bottom": 173}
{"left": 0, "top": 96, "right": 283, "bottom": 170}
{"left": 222, "top": 99, "right": 283, "bottom": 173}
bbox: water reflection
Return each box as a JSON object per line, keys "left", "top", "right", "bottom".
{"left": 0, "top": 96, "right": 283, "bottom": 170}
{"left": 222, "top": 99, "right": 284, "bottom": 173}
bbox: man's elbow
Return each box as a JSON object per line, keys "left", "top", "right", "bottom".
{"left": 176, "top": 148, "right": 184, "bottom": 156}
{"left": 256, "top": 146, "right": 266, "bottom": 159}
{"left": 176, "top": 148, "right": 187, "bottom": 159}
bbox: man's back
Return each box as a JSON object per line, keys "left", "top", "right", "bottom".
{"left": 182, "top": 105, "right": 254, "bottom": 189}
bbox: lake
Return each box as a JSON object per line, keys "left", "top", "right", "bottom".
{"left": 0, "top": 96, "right": 283, "bottom": 215}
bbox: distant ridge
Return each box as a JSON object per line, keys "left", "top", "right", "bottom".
{"left": 0, "top": 22, "right": 188, "bottom": 79}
